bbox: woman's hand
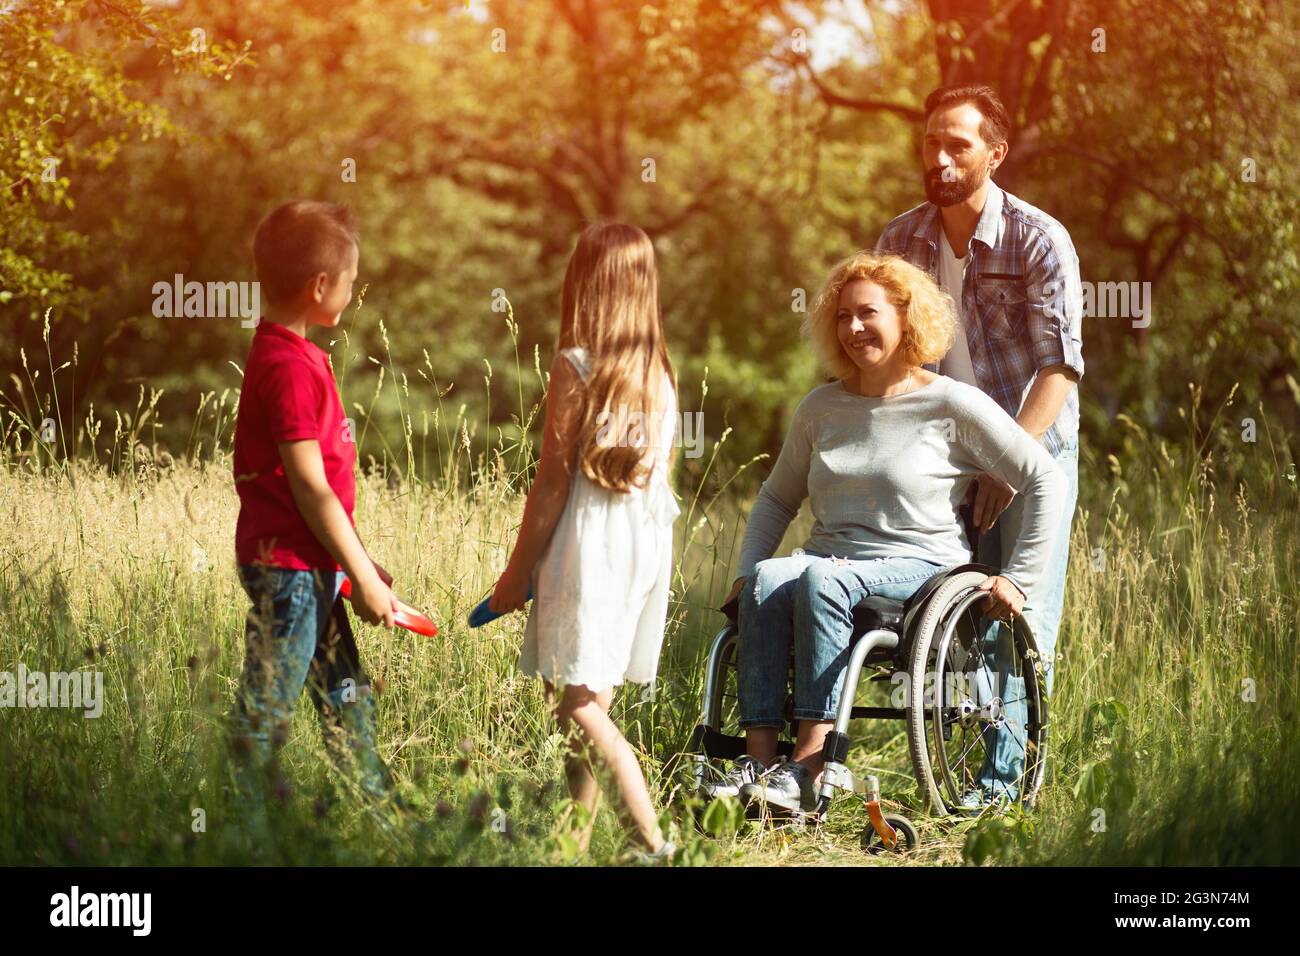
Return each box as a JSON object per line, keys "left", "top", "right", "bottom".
{"left": 978, "top": 575, "right": 1025, "bottom": 621}
{"left": 489, "top": 565, "right": 532, "bottom": 615}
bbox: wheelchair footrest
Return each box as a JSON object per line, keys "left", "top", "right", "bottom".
{"left": 689, "top": 725, "right": 794, "bottom": 763}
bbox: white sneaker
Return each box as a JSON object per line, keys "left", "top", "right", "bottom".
{"left": 740, "top": 759, "right": 816, "bottom": 813}
{"left": 700, "top": 755, "right": 769, "bottom": 802}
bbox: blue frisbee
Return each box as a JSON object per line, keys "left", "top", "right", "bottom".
{"left": 468, "top": 587, "right": 533, "bottom": 628}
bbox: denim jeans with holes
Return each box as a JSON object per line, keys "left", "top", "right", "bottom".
{"left": 736, "top": 553, "right": 945, "bottom": 729}
{"left": 233, "top": 564, "right": 395, "bottom": 806}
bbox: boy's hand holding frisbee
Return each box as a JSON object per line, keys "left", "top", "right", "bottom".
{"left": 339, "top": 574, "right": 438, "bottom": 637}
{"left": 349, "top": 571, "right": 397, "bottom": 628}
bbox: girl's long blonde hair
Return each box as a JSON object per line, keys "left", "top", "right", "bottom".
{"left": 559, "top": 223, "right": 676, "bottom": 493}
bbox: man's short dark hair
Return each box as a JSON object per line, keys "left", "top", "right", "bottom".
{"left": 923, "top": 84, "right": 1012, "bottom": 146}
{"left": 253, "top": 201, "right": 359, "bottom": 305}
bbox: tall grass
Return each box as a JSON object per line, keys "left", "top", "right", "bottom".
{"left": 1, "top": 312, "right": 1296, "bottom": 865}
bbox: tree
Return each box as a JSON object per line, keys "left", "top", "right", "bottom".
{"left": 780, "top": 0, "right": 1299, "bottom": 431}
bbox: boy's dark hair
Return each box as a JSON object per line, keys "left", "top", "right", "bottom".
{"left": 253, "top": 201, "right": 359, "bottom": 305}
{"left": 923, "top": 84, "right": 1012, "bottom": 146}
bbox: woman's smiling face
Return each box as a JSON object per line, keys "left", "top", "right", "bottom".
{"left": 836, "top": 279, "right": 905, "bottom": 373}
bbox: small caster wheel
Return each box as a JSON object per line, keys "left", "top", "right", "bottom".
{"left": 862, "top": 814, "right": 919, "bottom": 854}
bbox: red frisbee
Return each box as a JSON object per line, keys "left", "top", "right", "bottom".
{"left": 339, "top": 576, "right": 438, "bottom": 637}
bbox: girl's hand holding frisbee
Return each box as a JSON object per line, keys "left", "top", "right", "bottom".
{"left": 469, "top": 583, "right": 533, "bottom": 628}
{"left": 489, "top": 568, "right": 532, "bottom": 616}
{"left": 470, "top": 569, "right": 533, "bottom": 627}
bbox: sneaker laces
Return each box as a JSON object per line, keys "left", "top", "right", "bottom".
{"left": 758, "top": 760, "right": 805, "bottom": 789}
{"left": 726, "top": 755, "right": 766, "bottom": 785}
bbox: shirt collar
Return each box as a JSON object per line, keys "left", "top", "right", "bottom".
{"left": 912, "top": 179, "right": 1005, "bottom": 252}
{"left": 971, "top": 179, "right": 1004, "bottom": 250}
{"left": 255, "top": 320, "right": 327, "bottom": 362}
{"left": 911, "top": 202, "right": 941, "bottom": 247}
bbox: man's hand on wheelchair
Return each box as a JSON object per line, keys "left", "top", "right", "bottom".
{"left": 971, "top": 472, "right": 1016, "bottom": 533}
{"left": 978, "top": 574, "right": 1025, "bottom": 622}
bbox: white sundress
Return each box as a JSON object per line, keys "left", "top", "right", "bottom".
{"left": 519, "top": 346, "right": 681, "bottom": 691}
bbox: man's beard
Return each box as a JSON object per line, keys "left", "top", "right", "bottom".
{"left": 924, "top": 165, "right": 987, "bottom": 207}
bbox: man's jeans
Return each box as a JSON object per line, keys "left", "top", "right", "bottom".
{"left": 973, "top": 436, "right": 1079, "bottom": 797}
{"left": 737, "top": 553, "right": 944, "bottom": 729}
{"left": 233, "top": 565, "right": 396, "bottom": 806}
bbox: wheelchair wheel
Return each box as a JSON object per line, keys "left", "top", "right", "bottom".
{"left": 861, "top": 814, "right": 919, "bottom": 854}
{"left": 906, "top": 571, "right": 1048, "bottom": 816}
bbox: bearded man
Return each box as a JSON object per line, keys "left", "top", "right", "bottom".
{"left": 876, "top": 83, "right": 1085, "bottom": 809}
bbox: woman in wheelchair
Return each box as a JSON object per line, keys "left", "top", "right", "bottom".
{"left": 708, "top": 252, "right": 1067, "bottom": 814}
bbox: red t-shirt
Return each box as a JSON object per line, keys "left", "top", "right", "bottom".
{"left": 233, "top": 321, "right": 356, "bottom": 570}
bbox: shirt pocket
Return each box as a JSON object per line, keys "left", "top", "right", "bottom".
{"left": 976, "top": 274, "right": 1028, "bottom": 343}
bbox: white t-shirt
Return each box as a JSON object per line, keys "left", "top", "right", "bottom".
{"left": 937, "top": 230, "right": 978, "bottom": 386}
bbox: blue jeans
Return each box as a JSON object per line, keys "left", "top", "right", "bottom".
{"left": 737, "top": 553, "right": 944, "bottom": 728}
{"left": 233, "top": 565, "right": 395, "bottom": 804}
{"left": 973, "top": 436, "right": 1079, "bottom": 796}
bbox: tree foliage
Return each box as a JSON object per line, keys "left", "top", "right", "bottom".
{"left": 1, "top": 0, "right": 1296, "bottom": 478}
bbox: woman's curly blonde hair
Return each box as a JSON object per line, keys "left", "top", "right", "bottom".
{"left": 801, "top": 252, "right": 957, "bottom": 381}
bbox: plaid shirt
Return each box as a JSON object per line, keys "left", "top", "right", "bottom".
{"left": 876, "top": 181, "right": 1084, "bottom": 458}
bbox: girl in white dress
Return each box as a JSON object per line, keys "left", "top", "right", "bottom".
{"left": 488, "top": 223, "right": 680, "bottom": 859}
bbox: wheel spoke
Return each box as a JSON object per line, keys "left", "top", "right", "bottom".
{"left": 953, "top": 728, "right": 984, "bottom": 767}
{"left": 954, "top": 730, "right": 981, "bottom": 790}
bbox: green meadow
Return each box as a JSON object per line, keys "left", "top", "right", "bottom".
{"left": 2, "top": 338, "right": 1295, "bottom": 866}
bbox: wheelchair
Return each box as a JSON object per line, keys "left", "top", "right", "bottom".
{"left": 685, "top": 561, "right": 1049, "bottom": 852}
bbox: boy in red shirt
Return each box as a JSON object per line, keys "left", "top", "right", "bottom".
{"left": 232, "top": 200, "right": 399, "bottom": 811}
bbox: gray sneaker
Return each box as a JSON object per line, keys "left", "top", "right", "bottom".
{"left": 740, "top": 759, "right": 816, "bottom": 813}
{"left": 958, "top": 786, "right": 1014, "bottom": 812}
{"left": 700, "top": 755, "right": 768, "bottom": 801}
